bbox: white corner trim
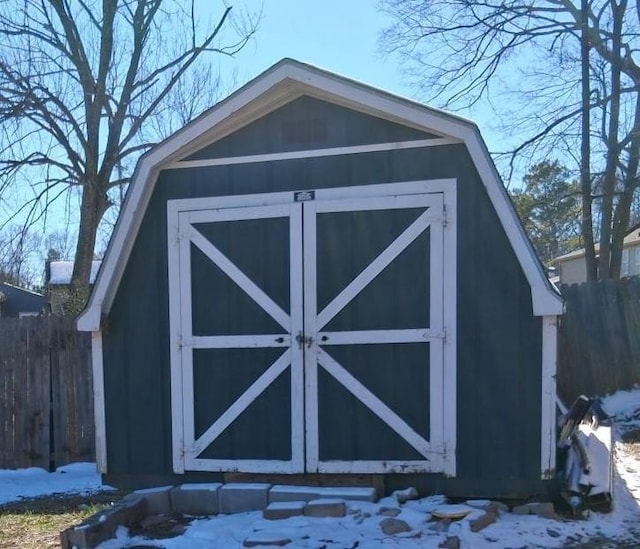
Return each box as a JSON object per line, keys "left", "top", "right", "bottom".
{"left": 91, "top": 331, "right": 107, "bottom": 474}
{"left": 167, "top": 201, "right": 185, "bottom": 474}
{"left": 541, "top": 315, "right": 558, "bottom": 479}
{"left": 442, "top": 184, "right": 457, "bottom": 477}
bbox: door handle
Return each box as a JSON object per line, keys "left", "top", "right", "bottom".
{"left": 295, "top": 331, "right": 314, "bottom": 349}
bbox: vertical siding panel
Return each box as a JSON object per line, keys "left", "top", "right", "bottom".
{"left": 454, "top": 151, "right": 480, "bottom": 482}
{"left": 103, "top": 340, "right": 131, "bottom": 474}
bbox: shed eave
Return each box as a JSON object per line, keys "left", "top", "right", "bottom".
{"left": 77, "top": 305, "right": 101, "bottom": 332}
{"left": 531, "top": 288, "right": 564, "bottom": 316}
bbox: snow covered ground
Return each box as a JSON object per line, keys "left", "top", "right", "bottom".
{"left": 0, "top": 389, "right": 639, "bottom": 548}
{"left": 0, "top": 462, "right": 108, "bottom": 506}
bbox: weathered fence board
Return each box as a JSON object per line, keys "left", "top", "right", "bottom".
{"left": 51, "top": 319, "right": 94, "bottom": 467}
{"left": 0, "top": 317, "right": 93, "bottom": 470}
{"left": 558, "top": 277, "right": 640, "bottom": 403}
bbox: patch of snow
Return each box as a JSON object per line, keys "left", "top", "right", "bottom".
{"left": 0, "top": 462, "right": 110, "bottom": 505}
{"left": 92, "top": 415, "right": 640, "bottom": 549}
{"left": 92, "top": 491, "right": 640, "bottom": 549}
{"left": 601, "top": 387, "right": 640, "bottom": 420}
{"left": 48, "top": 260, "right": 101, "bottom": 285}
{"left": 3, "top": 388, "right": 640, "bottom": 548}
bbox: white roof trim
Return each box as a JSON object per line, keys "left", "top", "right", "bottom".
{"left": 167, "top": 137, "right": 461, "bottom": 170}
{"left": 77, "top": 59, "right": 561, "bottom": 331}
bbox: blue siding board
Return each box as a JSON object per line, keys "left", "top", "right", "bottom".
{"left": 317, "top": 368, "right": 426, "bottom": 461}
{"left": 186, "top": 96, "right": 436, "bottom": 161}
{"left": 197, "top": 368, "right": 292, "bottom": 460}
{"left": 103, "top": 187, "right": 173, "bottom": 476}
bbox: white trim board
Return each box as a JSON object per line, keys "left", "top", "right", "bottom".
{"left": 441, "top": 184, "right": 457, "bottom": 476}
{"left": 77, "top": 58, "right": 561, "bottom": 332}
{"left": 541, "top": 315, "right": 559, "bottom": 479}
{"left": 167, "top": 138, "right": 460, "bottom": 169}
{"left": 91, "top": 331, "right": 107, "bottom": 474}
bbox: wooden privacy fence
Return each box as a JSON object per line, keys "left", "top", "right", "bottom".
{"left": 558, "top": 277, "right": 640, "bottom": 403}
{"left": 0, "top": 316, "right": 94, "bottom": 470}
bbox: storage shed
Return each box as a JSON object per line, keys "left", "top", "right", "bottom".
{"left": 78, "top": 59, "right": 563, "bottom": 498}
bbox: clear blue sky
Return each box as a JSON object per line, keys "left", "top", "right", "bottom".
{"left": 229, "top": 1, "right": 406, "bottom": 96}
{"left": 217, "top": 0, "right": 502, "bottom": 158}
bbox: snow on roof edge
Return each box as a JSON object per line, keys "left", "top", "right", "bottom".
{"left": 49, "top": 261, "right": 101, "bottom": 285}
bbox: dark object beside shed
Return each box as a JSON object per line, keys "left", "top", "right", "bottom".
{"left": 78, "top": 59, "right": 563, "bottom": 498}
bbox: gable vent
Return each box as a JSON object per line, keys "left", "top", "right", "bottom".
{"left": 281, "top": 118, "right": 328, "bottom": 145}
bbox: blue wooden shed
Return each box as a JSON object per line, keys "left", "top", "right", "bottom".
{"left": 78, "top": 59, "right": 563, "bottom": 497}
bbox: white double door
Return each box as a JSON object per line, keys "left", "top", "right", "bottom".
{"left": 168, "top": 182, "right": 452, "bottom": 475}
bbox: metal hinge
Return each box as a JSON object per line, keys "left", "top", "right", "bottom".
{"left": 442, "top": 204, "right": 447, "bottom": 227}
{"left": 177, "top": 227, "right": 189, "bottom": 244}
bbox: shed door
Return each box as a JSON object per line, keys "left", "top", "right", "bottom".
{"left": 169, "top": 185, "right": 450, "bottom": 474}
{"left": 304, "top": 194, "right": 446, "bottom": 473}
{"left": 174, "top": 203, "right": 304, "bottom": 473}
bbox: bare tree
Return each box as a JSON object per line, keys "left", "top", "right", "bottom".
{"left": 0, "top": 226, "right": 42, "bottom": 287}
{"left": 0, "top": 1, "right": 257, "bottom": 306}
{"left": 379, "top": 0, "right": 640, "bottom": 280}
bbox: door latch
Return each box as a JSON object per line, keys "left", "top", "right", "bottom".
{"left": 295, "top": 331, "right": 313, "bottom": 349}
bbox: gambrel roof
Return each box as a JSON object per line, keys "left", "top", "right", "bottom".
{"left": 77, "top": 58, "right": 562, "bottom": 331}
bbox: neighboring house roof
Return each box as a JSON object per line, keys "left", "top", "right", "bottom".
{"left": 0, "top": 282, "right": 46, "bottom": 317}
{"left": 48, "top": 261, "right": 101, "bottom": 285}
{"left": 554, "top": 229, "right": 640, "bottom": 263}
{"left": 77, "top": 58, "right": 563, "bottom": 331}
